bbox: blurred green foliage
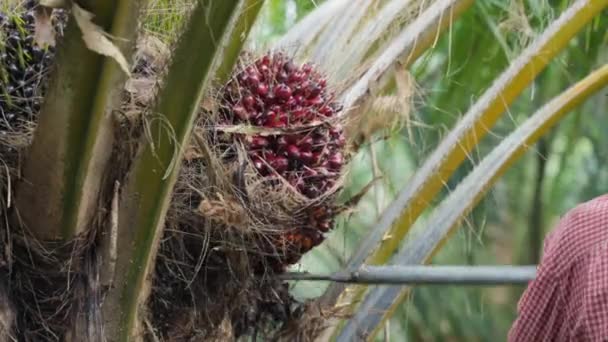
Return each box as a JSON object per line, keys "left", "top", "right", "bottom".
{"left": 143, "top": 0, "right": 193, "bottom": 42}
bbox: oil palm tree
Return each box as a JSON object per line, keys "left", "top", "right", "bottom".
{"left": 0, "top": 0, "right": 607, "bottom": 341}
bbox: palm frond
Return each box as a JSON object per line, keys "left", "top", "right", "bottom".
{"left": 99, "top": 1, "right": 257, "bottom": 339}
{"left": 338, "top": 62, "right": 608, "bottom": 341}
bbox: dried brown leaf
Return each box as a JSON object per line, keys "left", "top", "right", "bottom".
{"left": 33, "top": 7, "right": 56, "bottom": 47}
{"left": 72, "top": 3, "right": 131, "bottom": 76}
{"left": 198, "top": 194, "right": 249, "bottom": 228}
{"left": 124, "top": 78, "right": 156, "bottom": 104}
{"left": 39, "top": 0, "right": 67, "bottom": 8}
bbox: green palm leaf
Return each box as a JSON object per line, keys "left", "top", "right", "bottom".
{"left": 99, "top": 1, "right": 259, "bottom": 339}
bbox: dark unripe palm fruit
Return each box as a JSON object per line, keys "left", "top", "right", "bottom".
{"left": 0, "top": 3, "right": 65, "bottom": 130}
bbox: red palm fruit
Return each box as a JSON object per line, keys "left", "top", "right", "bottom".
{"left": 286, "top": 145, "right": 300, "bottom": 160}
{"left": 318, "top": 221, "right": 331, "bottom": 232}
{"left": 300, "top": 151, "right": 313, "bottom": 163}
{"left": 277, "top": 112, "right": 288, "bottom": 127}
{"left": 243, "top": 95, "right": 256, "bottom": 109}
{"left": 247, "top": 74, "right": 260, "bottom": 88}
{"left": 306, "top": 83, "right": 321, "bottom": 98}
{"left": 283, "top": 60, "right": 297, "bottom": 73}
{"left": 264, "top": 151, "right": 277, "bottom": 164}
{"left": 248, "top": 135, "right": 269, "bottom": 149}
{"left": 294, "top": 95, "right": 304, "bottom": 106}
{"left": 260, "top": 55, "right": 271, "bottom": 65}
{"left": 311, "top": 151, "right": 323, "bottom": 165}
{"left": 256, "top": 83, "right": 269, "bottom": 96}
{"left": 270, "top": 156, "right": 289, "bottom": 173}
{"left": 336, "top": 135, "right": 346, "bottom": 148}
{"left": 218, "top": 52, "right": 347, "bottom": 267}
{"left": 259, "top": 64, "right": 270, "bottom": 76}
{"left": 264, "top": 111, "right": 278, "bottom": 127}
{"left": 307, "top": 96, "right": 324, "bottom": 106}
{"left": 270, "top": 105, "right": 282, "bottom": 113}
{"left": 301, "top": 236, "right": 313, "bottom": 251}
{"left": 310, "top": 231, "right": 324, "bottom": 247}
{"left": 299, "top": 80, "right": 310, "bottom": 93}
{"left": 232, "top": 105, "right": 248, "bottom": 120}
{"left": 252, "top": 157, "right": 267, "bottom": 175}
{"left": 298, "top": 136, "right": 313, "bottom": 151}
{"left": 277, "top": 71, "right": 288, "bottom": 82}
{"left": 311, "top": 207, "right": 327, "bottom": 220}
{"left": 302, "top": 63, "right": 312, "bottom": 73}
{"left": 292, "top": 107, "right": 305, "bottom": 121}
{"left": 275, "top": 84, "right": 292, "bottom": 101}
{"left": 319, "top": 105, "right": 333, "bottom": 116}
{"left": 288, "top": 71, "right": 304, "bottom": 83}
{"left": 286, "top": 97, "right": 297, "bottom": 108}
{"left": 328, "top": 152, "right": 343, "bottom": 170}
{"left": 276, "top": 136, "right": 288, "bottom": 150}
{"left": 264, "top": 115, "right": 286, "bottom": 128}
{"left": 254, "top": 116, "right": 265, "bottom": 126}
{"left": 284, "top": 134, "right": 299, "bottom": 144}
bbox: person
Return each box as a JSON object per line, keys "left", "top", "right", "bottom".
{"left": 508, "top": 194, "right": 608, "bottom": 341}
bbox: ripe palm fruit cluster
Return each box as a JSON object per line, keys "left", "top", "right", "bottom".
{"left": 0, "top": 2, "right": 62, "bottom": 130}
{"left": 217, "top": 52, "right": 346, "bottom": 267}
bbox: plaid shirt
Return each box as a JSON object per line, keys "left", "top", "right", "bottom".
{"left": 509, "top": 194, "right": 608, "bottom": 341}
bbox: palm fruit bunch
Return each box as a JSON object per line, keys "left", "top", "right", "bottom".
{"left": 216, "top": 52, "right": 346, "bottom": 268}
{"left": 0, "top": 1, "right": 63, "bottom": 130}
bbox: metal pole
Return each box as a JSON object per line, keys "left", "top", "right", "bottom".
{"left": 281, "top": 265, "right": 537, "bottom": 285}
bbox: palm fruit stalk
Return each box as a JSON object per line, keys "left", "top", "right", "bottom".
{"left": 0, "top": 1, "right": 64, "bottom": 131}
{"left": 214, "top": 52, "right": 346, "bottom": 268}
